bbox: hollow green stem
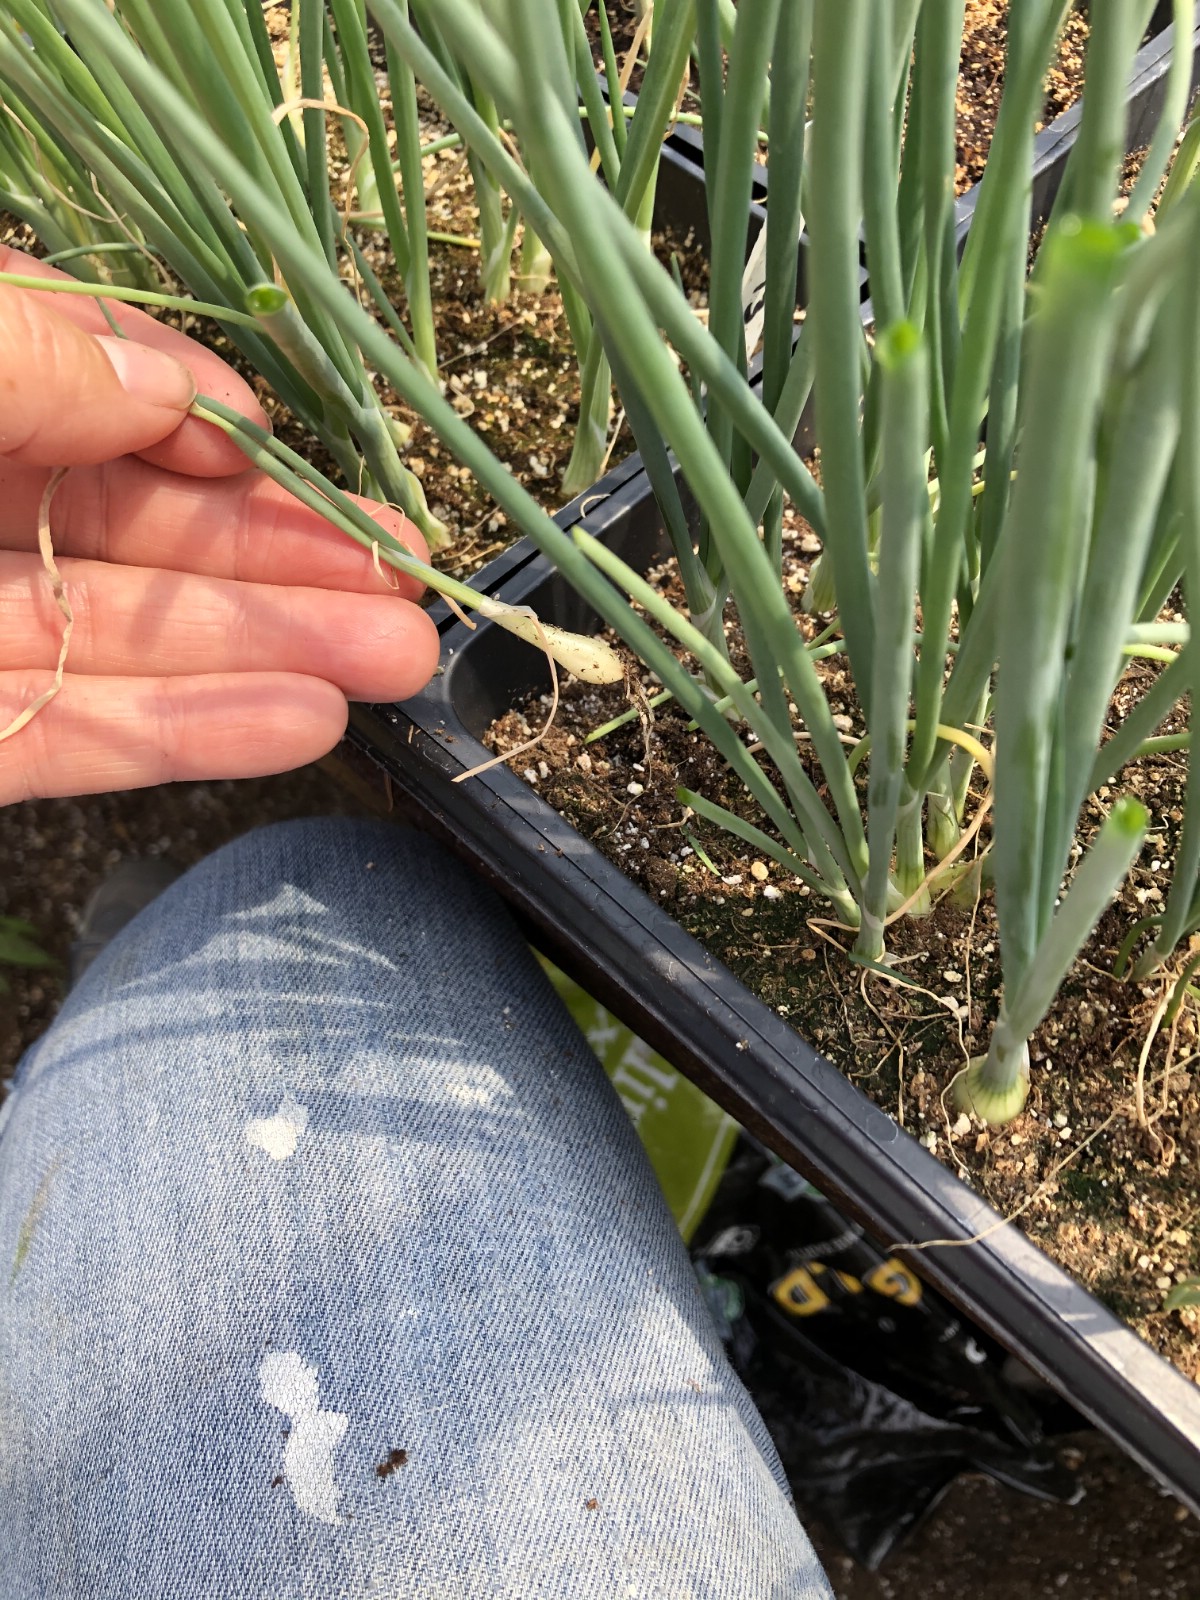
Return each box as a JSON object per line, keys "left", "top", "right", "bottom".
{"left": 894, "top": 784, "right": 932, "bottom": 916}
{"left": 0, "top": 270, "right": 261, "bottom": 327}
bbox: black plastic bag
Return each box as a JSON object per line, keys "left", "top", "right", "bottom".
{"left": 693, "top": 1141, "right": 1084, "bottom": 1569}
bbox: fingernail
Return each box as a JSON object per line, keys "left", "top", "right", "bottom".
{"left": 96, "top": 336, "right": 197, "bottom": 410}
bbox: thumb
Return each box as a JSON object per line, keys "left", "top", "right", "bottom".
{"left": 0, "top": 284, "right": 196, "bottom": 468}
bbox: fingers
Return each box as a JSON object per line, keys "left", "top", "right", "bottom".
{"left": 0, "top": 246, "right": 269, "bottom": 477}
{"left": 0, "top": 553, "right": 441, "bottom": 702}
{"left": 0, "top": 284, "right": 196, "bottom": 468}
{"left": 0, "top": 455, "right": 430, "bottom": 600}
{"left": 136, "top": 342, "right": 268, "bottom": 478}
{"left": 0, "top": 671, "right": 352, "bottom": 805}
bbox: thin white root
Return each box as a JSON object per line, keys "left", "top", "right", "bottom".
{"left": 370, "top": 540, "right": 400, "bottom": 591}
{"left": 0, "top": 468, "right": 73, "bottom": 744}
{"left": 451, "top": 604, "right": 620, "bottom": 781}
{"left": 454, "top": 614, "right": 561, "bottom": 784}
{"left": 885, "top": 792, "right": 994, "bottom": 927}
{"left": 887, "top": 1109, "right": 1120, "bottom": 1256}
{"left": 442, "top": 591, "right": 477, "bottom": 630}
{"left": 1134, "top": 991, "right": 1169, "bottom": 1132}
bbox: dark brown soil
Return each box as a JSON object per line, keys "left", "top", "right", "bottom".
{"left": 241, "top": 16, "right": 632, "bottom": 576}
{"left": 356, "top": 196, "right": 593, "bottom": 580}
{"left": 810, "top": 1429, "right": 1199, "bottom": 1599}
{"left": 485, "top": 515, "right": 1200, "bottom": 1383}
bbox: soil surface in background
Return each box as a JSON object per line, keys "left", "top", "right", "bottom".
{"left": 957, "top": 0, "right": 1091, "bottom": 191}
{"left": 253, "top": 9, "right": 717, "bottom": 575}
{"left": 2, "top": 188, "right": 706, "bottom": 588}
{"left": 587, "top": 0, "right": 1094, "bottom": 195}
{"left": 809, "top": 1429, "right": 1198, "bottom": 1600}
{"left": 487, "top": 521, "right": 1200, "bottom": 1383}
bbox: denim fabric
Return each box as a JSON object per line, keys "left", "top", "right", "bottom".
{"left": 0, "top": 819, "right": 832, "bottom": 1598}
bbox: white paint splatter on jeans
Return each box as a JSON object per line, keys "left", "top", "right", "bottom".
{"left": 259, "top": 1351, "right": 348, "bottom": 1523}
{"left": 245, "top": 1094, "right": 309, "bottom": 1161}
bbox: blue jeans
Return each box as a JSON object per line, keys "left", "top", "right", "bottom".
{"left": 0, "top": 820, "right": 832, "bottom": 1597}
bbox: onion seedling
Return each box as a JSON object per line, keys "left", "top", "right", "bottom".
{"left": 10, "top": 0, "right": 1200, "bottom": 1127}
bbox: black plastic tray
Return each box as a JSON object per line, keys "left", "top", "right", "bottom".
{"left": 335, "top": 6, "right": 1200, "bottom": 1519}
{"left": 604, "top": 85, "right": 808, "bottom": 306}
{"left": 346, "top": 460, "right": 1200, "bottom": 1515}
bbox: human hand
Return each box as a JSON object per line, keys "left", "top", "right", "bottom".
{"left": 0, "top": 247, "right": 439, "bottom": 804}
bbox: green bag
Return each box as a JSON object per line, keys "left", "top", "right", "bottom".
{"left": 539, "top": 956, "right": 738, "bottom": 1242}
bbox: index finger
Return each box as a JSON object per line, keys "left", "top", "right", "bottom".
{"left": 0, "top": 245, "right": 269, "bottom": 478}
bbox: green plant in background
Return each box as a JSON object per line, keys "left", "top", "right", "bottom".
{"left": 0, "top": 0, "right": 449, "bottom": 544}
{"left": 395, "top": 0, "right": 693, "bottom": 497}
{"left": 0, "top": 0, "right": 689, "bottom": 505}
{"left": 1165, "top": 1278, "right": 1200, "bottom": 1310}
{"left": 4, "top": 0, "right": 1200, "bottom": 1127}
{"left": 0, "top": 8, "right": 157, "bottom": 291}
{"left": 368, "top": 0, "right": 1197, "bottom": 1125}
{"left": 0, "top": 917, "right": 55, "bottom": 995}
{"left": 0, "top": 109, "right": 158, "bottom": 293}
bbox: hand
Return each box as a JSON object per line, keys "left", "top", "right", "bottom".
{"left": 0, "top": 246, "right": 440, "bottom": 805}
